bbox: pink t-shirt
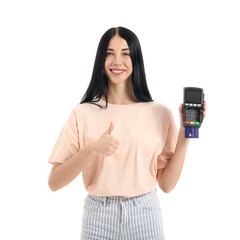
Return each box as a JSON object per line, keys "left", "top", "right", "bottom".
{"left": 48, "top": 98, "right": 178, "bottom": 197}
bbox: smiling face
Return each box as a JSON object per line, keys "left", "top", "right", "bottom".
{"left": 104, "top": 35, "right": 133, "bottom": 84}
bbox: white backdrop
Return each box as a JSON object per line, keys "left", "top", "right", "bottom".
{"left": 1, "top": 0, "right": 239, "bottom": 239}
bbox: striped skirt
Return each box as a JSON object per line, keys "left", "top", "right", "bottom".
{"left": 80, "top": 189, "right": 165, "bottom": 240}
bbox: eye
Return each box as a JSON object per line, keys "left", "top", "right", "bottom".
{"left": 123, "top": 52, "right": 130, "bottom": 56}
{"left": 106, "top": 52, "right": 113, "bottom": 56}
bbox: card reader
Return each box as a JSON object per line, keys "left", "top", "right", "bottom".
{"left": 183, "top": 87, "right": 204, "bottom": 138}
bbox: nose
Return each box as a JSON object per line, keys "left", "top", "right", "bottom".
{"left": 112, "top": 54, "right": 122, "bottom": 66}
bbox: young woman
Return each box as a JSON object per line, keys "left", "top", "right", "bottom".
{"left": 48, "top": 26, "right": 207, "bottom": 240}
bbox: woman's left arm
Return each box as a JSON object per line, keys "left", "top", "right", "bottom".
{"left": 157, "top": 101, "right": 207, "bottom": 193}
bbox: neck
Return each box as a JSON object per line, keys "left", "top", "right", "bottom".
{"left": 102, "top": 78, "right": 138, "bottom": 104}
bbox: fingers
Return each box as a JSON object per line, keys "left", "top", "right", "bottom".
{"left": 110, "top": 138, "right": 120, "bottom": 154}
{"left": 112, "top": 143, "right": 119, "bottom": 150}
{"left": 203, "top": 101, "right": 207, "bottom": 111}
{"left": 107, "top": 141, "right": 120, "bottom": 156}
{"left": 178, "top": 102, "right": 207, "bottom": 122}
{"left": 113, "top": 137, "right": 120, "bottom": 145}
{"left": 179, "top": 103, "right": 183, "bottom": 112}
{"left": 203, "top": 101, "right": 207, "bottom": 120}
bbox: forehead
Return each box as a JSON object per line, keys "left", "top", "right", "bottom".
{"left": 107, "top": 35, "right": 129, "bottom": 49}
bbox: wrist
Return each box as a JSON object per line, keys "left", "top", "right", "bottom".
{"left": 178, "top": 127, "right": 190, "bottom": 145}
{"left": 86, "top": 141, "right": 97, "bottom": 154}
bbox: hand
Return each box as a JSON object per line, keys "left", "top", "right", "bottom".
{"left": 202, "top": 101, "right": 207, "bottom": 120}
{"left": 178, "top": 101, "right": 207, "bottom": 126}
{"left": 92, "top": 121, "right": 120, "bottom": 157}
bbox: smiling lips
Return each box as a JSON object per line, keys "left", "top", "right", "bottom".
{"left": 110, "top": 69, "right": 126, "bottom": 75}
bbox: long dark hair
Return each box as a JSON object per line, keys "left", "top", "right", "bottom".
{"left": 79, "top": 26, "right": 153, "bottom": 109}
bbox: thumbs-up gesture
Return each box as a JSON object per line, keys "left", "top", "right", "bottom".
{"left": 93, "top": 121, "right": 120, "bottom": 157}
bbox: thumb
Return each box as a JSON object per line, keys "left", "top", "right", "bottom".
{"left": 103, "top": 121, "right": 114, "bottom": 136}
{"left": 108, "top": 121, "right": 114, "bottom": 135}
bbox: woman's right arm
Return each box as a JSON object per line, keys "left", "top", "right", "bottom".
{"left": 48, "top": 121, "right": 120, "bottom": 192}
{"left": 48, "top": 142, "right": 97, "bottom": 192}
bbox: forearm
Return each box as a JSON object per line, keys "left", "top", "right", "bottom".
{"left": 48, "top": 142, "right": 98, "bottom": 192}
{"left": 158, "top": 128, "right": 190, "bottom": 193}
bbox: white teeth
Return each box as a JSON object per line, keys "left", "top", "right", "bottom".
{"left": 111, "top": 70, "right": 124, "bottom": 73}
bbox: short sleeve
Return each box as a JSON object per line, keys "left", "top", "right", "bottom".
{"left": 47, "top": 107, "right": 80, "bottom": 164}
{"left": 157, "top": 112, "right": 178, "bottom": 170}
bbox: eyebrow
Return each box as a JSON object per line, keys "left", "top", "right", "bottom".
{"left": 106, "top": 48, "right": 130, "bottom": 51}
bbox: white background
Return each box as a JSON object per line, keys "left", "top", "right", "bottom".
{"left": 1, "top": 0, "right": 240, "bottom": 239}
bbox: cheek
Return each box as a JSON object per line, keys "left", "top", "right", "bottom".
{"left": 105, "top": 57, "right": 113, "bottom": 68}
{"left": 127, "top": 58, "right": 133, "bottom": 69}
{"left": 128, "top": 61, "right": 133, "bottom": 73}
{"left": 104, "top": 59, "right": 109, "bottom": 71}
